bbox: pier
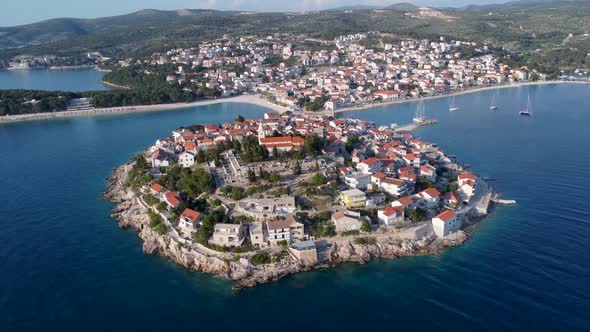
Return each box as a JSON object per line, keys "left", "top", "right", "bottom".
{"left": 475, "top": 191, "right": 493, "bottom": 216}
{"left": 491, "top": 193, "right": 517, "bottom": 205}
{"left": 394, "top": 119, "right": 438, "bottom": 132}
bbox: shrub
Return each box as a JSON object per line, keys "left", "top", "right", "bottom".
{"left": 154, "top": 223, "right": 167, "bottom": 235}
{"left": 251, "top": 252, "right": 271, "bottom": 266}
{"left": 269, "top": 173, "right": 281, "bottom": 183}
{"left": 354, "top": 237, "right": 376, "bottom": 245}
{"left": 360, "top": 220, "right": 372, "bottom": 232}
{"left": 341, "top": 230, "right": 360, "bottom": 236}
{"left": 232, "top": 240, "right": 253, "bottom": 253}
{"left": 143, "top": 194, "right": 159, "bottom": 206}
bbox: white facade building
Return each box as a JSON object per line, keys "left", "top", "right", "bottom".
{"left": 432, "top": 210, "right": 462, "bottom": 238}
{"left": 179, "top": 152, "right": 195, "bottom": 168}
{"left": 377, "top": 206, "right": 405, "bottom": 225}
{"left": 344, "top": 172, "right": 371, "bottom": 190}
{"left": 210, "top": 223, "right": 246, "bottom": 247}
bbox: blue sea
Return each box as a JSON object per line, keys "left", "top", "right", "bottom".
{"left": 1, "top": 83, "right": 589, "bottom": 331}
{"left": 0, "top": 69, "right": 110, "bottom": 91}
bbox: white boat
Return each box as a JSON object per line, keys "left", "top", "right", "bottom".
{"left": 449, "top": 96, "right": 459, "bottom": 111}
{"left": 413, "top": 100, "right": 427, "bottom": 123}
{"left": 490, "top": 94, "right": 498, "bottom": 110}
{"left": 520, "top": 94, "right": 533, "bottom": 116}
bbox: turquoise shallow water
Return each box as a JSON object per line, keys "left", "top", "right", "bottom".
{"left": 1, "top": 84, "right": 589, "bottom": 331}
{"left": 0, "top": 69, "right": 109, "bottom": 91}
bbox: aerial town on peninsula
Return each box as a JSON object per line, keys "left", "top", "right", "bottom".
{"left": 3, "top": 31, "right": 553, "bottom": 119}
{"left": 106, "top": 108, "right": 497, "bottom": 289}
{"left": 105, "top": 31, "right": 544, "bottom": 112}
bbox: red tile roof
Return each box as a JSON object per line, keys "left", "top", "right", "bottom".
{"left": 181, "top": 208, "right": 201, "bottom": 222}
{"left": 395, "top": 196, "right": 414, "bottom": 207}
{"left": 382, "top": 206, "right": 404, "bottom": 216}
{"left": 458, "top": 171, "right": 477, "bottom": 180}
{"left": 165, "top": 191, "right": 181, "bottom": 207}
{"left": 436, "top": 210, "right": 457, "bottom": 222}
{"left": 421, "top": 188, "right": 441, "bottom": 198}
{"left": 361, "top": 157, "right": 380, "bottom": 166}
{"left": 150, "top": 183, "right": 165, "bottom": 193}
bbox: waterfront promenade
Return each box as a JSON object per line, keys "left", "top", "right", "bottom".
{"left": 2, "top": 80, "right": 588, "bottom": 125}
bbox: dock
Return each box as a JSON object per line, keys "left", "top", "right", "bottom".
{"left": 491, "top": 193, "right": 517, "bottom": 205}
{"left": 394, "top": 119, "right": 438, "bottom": 132}
{"left": 475, "top": 191, "right": 493, "bottom": 216}
{"left": 491, "top": 198, "right": 517, "bottom": 205}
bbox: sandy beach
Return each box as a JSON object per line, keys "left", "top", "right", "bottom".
{"left": 0, "top": 94, "right": 287, "bottom": 124}
{"left": 1, "top": 80, "right": 587, "bottom": 124}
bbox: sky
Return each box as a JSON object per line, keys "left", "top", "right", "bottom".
{"left": 1, "top": 0, "right": 509, "bottom": 27}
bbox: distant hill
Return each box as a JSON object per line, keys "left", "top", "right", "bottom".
{"left": 0, "top": 0, "right": 588, "bottom": 69}
{"left": 0, "top": 9, "right": 217, "bottom": 49}
{"left": 385, "top": 3, "right": 420, "bottom": 12}
{"left": 324, "top": 2, "right": 420, "bottom": 12}
{"left": 323, "top": 5, "right": 384, "bottom": 11}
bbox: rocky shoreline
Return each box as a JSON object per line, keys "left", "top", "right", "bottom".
{"left": 103, "top": 164, "right": 476, "bottom": 291}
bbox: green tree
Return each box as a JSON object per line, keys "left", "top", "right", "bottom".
{"left": 251, "top": 252, "right": 271, "bottom": 265}
{"left": 231, "top": 186, "right": 246, "bottom": 201}
{"left": 361, "top": 220, "right": 372, "bottom": 232}
{"left": 416, "top": 178, "right": 434, "bottom": 192}
{"left": 235, "top": 115, "right": 245, "bottom": 122}
{"left": 345, "top": 134, "right": 360, "bottom": 153}
{"left": 310, "top": 173, "right": 327, "bottom": 186}
{"left": 247, "top": 168, "right": 257, "bottom": 183}
{"left": 304, "top": 135, "right": 324, "bottom": 156}
{"left": 259, "top": 167, "right": 270, "bottom": 181}
{"left": 293, "top": 161, "right": 302, "bottom": 175}
{"left": 269, "top": 173, "right": 281, "bottom": 182}
{"left": 196, "top": 150, "right": 206, "bottom": 163}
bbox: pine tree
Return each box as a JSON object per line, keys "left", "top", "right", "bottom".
{"left": 293, "top": 161, "right": 302, "bottom": 175}
{"left": 247, "top": 168, "right": 257, "bottom": 183}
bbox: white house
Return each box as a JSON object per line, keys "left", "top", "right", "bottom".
{"left": 331, "top": 209, "right": 363, "bottom": 233}
{"left": 416, "top": 188, "right": 441, "bottom": 209}
{"left": 371, "top": 172, "right": 387, "bottom": 187}
{"left": 178, "top": 152, "right": 195, "bottom": 168}
{"left": 432, "top": 210, "right": 462, "bottom": 238}
{"left": 209, "top": 223, "right": 246, "bottom": 247}
{"left": 356, "top": 157, "right": 382, "bottom": 174}
{"left": 392, "top": 196, "right": 415, "bottom": 209}
{"left": 179, "top": 208, "right": 202, "bottom": 233}
{"left": 238, "top": 196, "right": 297, "bottom": 221}
{"left": 249, "top": 222, "right": 267, "bottom": 248}
{"left": 458, "top": 171, "right": 477, "bottom": 187}
{"left": 460, "top": 182, "right": 475, "bottom": 202}
{"left": 402, "top": 154, "right": 421, "bottom": 167}
{"left": 380, "top": 177, "right": 410, "bottom": 197}
{"left": 152, "top": 149, "right": 171, "bottom": 168}
{"left": 444, "top": 191, "right": 462, "bottom": 209}
{"left": 344, "top": 172, "right": 371, "bottom": 190}
{"left": 458, "top": 171, "right": 477, "bottom": 203}
{"left": 419, "top": 164, "right": 437, "bottom": 182}
{"left": 378, "top": 206, "right": 405, "bottom": 225}
{"left": 267, "top": 218, "right": 298, "bottom": 246}
{"left": 285, "top": 215, "right": 305, "bottom": 241}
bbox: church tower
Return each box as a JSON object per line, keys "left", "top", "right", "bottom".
{"left": 257, "top": 121, "right": 266, "bottom": 144}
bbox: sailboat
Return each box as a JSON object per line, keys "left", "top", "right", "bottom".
{"left": 520, "top": 94, "right": 533, "bottom": 116}
{"left": 413, "top": 100, "right": 426, "bottom": 123}
{"left": 449, "top": 96, "right": 459, "bottom": 112}
{"left": 490, "top": 94, "right": 498, "bottom": 110}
